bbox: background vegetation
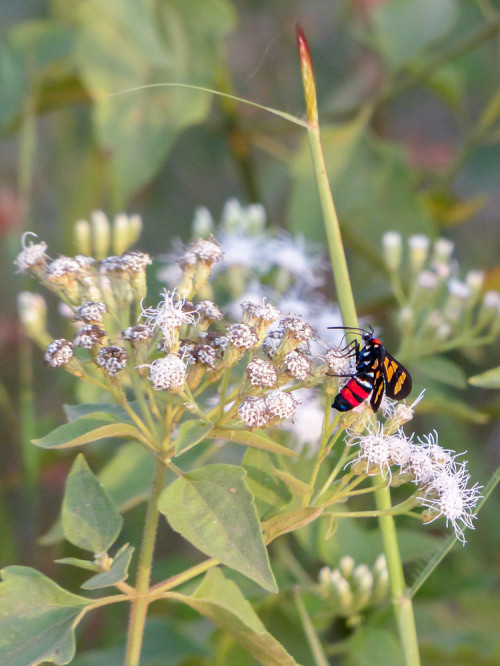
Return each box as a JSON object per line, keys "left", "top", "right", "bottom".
{"left": 0, "top": 0, "right": 499, "bottom": 664}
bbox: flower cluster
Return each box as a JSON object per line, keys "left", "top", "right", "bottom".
{"left": 382, "top": 231, "right": 500, "bottom": 359}
{"left": 346, "top": 423, "right": 482, "bottom": 543}
{"left": 17, "top": 204, "right": 484, "bottom": 546}
{"left": 318, "top": 555, "right": 389, "bottom": 624}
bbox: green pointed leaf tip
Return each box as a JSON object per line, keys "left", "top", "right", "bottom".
{"left": 158, "top": 464, "right": 277, "bottom": 592}
{"left": 62, "top": 454, "right": 123, "bottom": 553}
{"left": 469, "top": 365, "right": 500, "bottom": 388}
{"left": 0, "top": 566, "right": 91, "bottom": 666}
{"left": 174, "top": 568, "right": 299, "bottom": 666}
{"left": 175, "top": 420, "right": 214, "bottom": 456}
{"left": 32, "top": 411, "right": 143, "bottom": 449}
{"left": 81, "top": 545, "right": 134, "bottom": 590}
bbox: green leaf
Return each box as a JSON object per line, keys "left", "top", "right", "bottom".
{"left": 158, "top": 464, "right": 277, "bottom": 592}
{"left": 421, "top": 395, "right": 489, "bottom": 424}
{"left": 469, "top": 365, "right": 500, "bottom": 389}
{"left": 262, "top": 507, "right": 324, "bottom": 543}
{"left": 272, "top": 468, "right": 312, "bottom": 500}
{"left": 347, "top": 626, "right": 402, "bottom": 666}
{"left": 417, "top": 356, "right": 467, "bottom": 388}
{"left": 75, "top": 0, "right": 236, "bottom": 203}
{"left": 32, "top": 412, "right": 145, "bottom": 449}
{"left": 81, "top": 544, "right": 134, "bottom": 589}
{"left": 171, "top": 568, "right": 300, "bottom": 666}
{"left": 39, "top": 443, "right": 155, "bottom": 546}
{"left": 55, "top": 558, "right": 99, "bottom": 572}
{"left": 288, "top": 125, "right": 435, "bottom": 262}
{"left": 0, "top": 20, "right": 75, "bottom": 129}
{"left": 211, "top": 428, "right": 296, "bottom": 457}
{"left": 64, "top": 402, "right": 135, "bottom": 422}
{"left": 0, "top": 566, "right": 91, "bottom": 666}
{"left": 62, "top": 454, "right": 123, "bottom": 552}
{"left": 371, "top": 0, "right": 457, "bottom": 70}
{"left": 175, "top": 420, "right": 214, "bottom": 456}
{"left": 242, "top": 449, "right": 292, "bottom": 520}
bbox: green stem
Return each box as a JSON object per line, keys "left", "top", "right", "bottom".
{"left": 299, "top": 36, "right": 421, "bottom": 664}
{"left": 124, "top": 456, "right": 168, "bottom": 666}
{"left": 374, "top": 480, "right": 420, "bottom": 666}
{"left": 294, "top": 588, "right": 330, "bottom": 666}
{"left": 307, "top": 124, "right": 359, "bottom": 331}
{"left": 150, "top": 558, "right": 219, "bottom": 598}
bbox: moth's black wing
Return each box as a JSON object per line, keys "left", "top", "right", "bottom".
{"left": 381, "top": 351, "right": 412, "bottom": 400}
{"left": 370, "top": 368, "right": 385, "bottom": 412}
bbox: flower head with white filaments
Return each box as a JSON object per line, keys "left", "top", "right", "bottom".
{"left": 345, "top": 420, "right": 481, "bottom": 543}
{"left": 140, "top": 289, "right": 198, "bottom": 345}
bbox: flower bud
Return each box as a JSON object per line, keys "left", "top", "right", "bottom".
{"left": 382, "top": 231, "right": 402, "bottom": 271}
{"left": 18, "top": 292, "right": 48, "bottom": 344}
{"left": 91, "top": 211, "right": 111, "bottom": 260}
{"left": 192, "top": 207, "right": 214, "bottom": 238}
{"left": 74, "top": 219, "right": 92, "bottom": 256}
{"left": 408, "top": 235, "right": 430, "bottom": 273}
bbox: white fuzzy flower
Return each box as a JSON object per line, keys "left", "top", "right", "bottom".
{"left": 419, "top": 462, "right": 482, "bottom": 544}
{"left": 264, "top": 390, "right": 298, "bottom": 422}
{"left": 147, "top": 354, "right": 187, "bottom": 391}
{"left": 141, "top": 290, "right": 198, "bottom": 344}
{"left": 346, "top": 422, "right": 392, "bottom": 478}
{"left": 238, "top": 396, "right": 269, "bottom": 428}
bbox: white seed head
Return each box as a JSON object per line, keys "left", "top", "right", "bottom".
{"left": 246, "top": 358, "right": 277, "bottom": 388}
{"left": 75, "top": 301, "right": 108, "bottom": 324}
{"left": 148, "top": 354, "right": 187, "bottom": 391}
{"left": 73, "top": 324, "right": 106, "bottom": 349}
{"left": 284, "top": 351, "right": 313, "bottom": 380}
{"left": 264, "top": 390, "right": 297, "bottom": 421}
{"left": 238, "top": 396, "right": 270, "bottom": 428}
{"left": 44, "top": 339, "right": 74, "bottom": 368}
{"left": 226, "top": 322, "right": 259, "bottom": 350}
{"left": 96, "top": 345, "right": 128, "bottom": 375}
{"left": 16, "top": 235, "right": 49, "bottom": 273}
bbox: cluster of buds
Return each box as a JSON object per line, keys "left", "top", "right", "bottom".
{"left": 382, "top": 231, "right": 500, "bottom": 358}
{"left": 318, "top": 555, "right": 389, "bottom": 626}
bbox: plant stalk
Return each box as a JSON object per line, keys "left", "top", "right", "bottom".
{"left": 297, "top": 27, "right": 421, "bottom": 666}
{"left": 124, "top": 455, "right": 168, "bottom": 666}
{"left": 374, "top": 481, "right": 421, "bottom": 665}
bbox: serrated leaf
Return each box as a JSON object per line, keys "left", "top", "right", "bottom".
{"left": 0, "top": 566, "right": 91, "bottom": 666}
{"left": 175, "top": 420, "right": 214, "bottom": 456}
{"left": 55, "top": 558, "right": 99, "bottom": 572}
{"left": 158, "top": 464, "right": 277, "bottom": 592}
{"left": 81, "top": 544, "right": 134, "bottom": 589}
{"left": 417, "top": 356, "right": 467, "bottom": 388}
{"left": 171, "top": 568, "right": 300, "bottom": 666}
{"left": 211, "top": 428, "right": 296, "bottom": 457}
{"left": 62, "top": 454, "right": 123, "bottom": 552}
{"left": 469, "top": 365, "right": 500, "bottom": 389}
{"left": 262, "top": 507, "right": 324, "bottom": 542}
{"left": 242, "top": 449, "right": 292, "bottom": 520}
{"left": 32, "top": 412, "right": 145, "bottom": 449}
